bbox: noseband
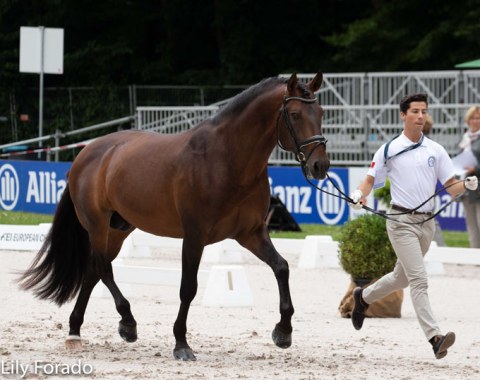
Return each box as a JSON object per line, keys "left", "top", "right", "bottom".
{"left": 276, "top": 95, "right": 328, "bottom": 168}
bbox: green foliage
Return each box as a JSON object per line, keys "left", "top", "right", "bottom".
{"left": 338, "top": 214, "right": 397, "bottom": 279}
{"left": 373, "top": 178, "right": 391, "bottom": 206}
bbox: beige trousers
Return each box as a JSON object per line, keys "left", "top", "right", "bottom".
{"left": 362, "top": 214, "right": 440, "bottom": 340}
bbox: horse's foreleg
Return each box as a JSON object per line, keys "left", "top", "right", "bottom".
{"left": 238, "top": 229, "right": 294, "bottom": 349}
{"left": 270, "top": 253, "right": 294, "bottom": 349}
{"left": 66, "top": 267, "right": 100, "bottom": 349}
{"left": 173, "top": 237, "right": 203, "bottom": 361}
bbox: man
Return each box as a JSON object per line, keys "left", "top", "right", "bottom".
{"left": 349, "top": 93, "right": 478, "bottom": 359}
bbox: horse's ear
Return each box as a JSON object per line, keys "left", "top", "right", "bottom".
{"left": 287, "top": 72, "right": 298, "bottom": 94}
{"left": 308, "top": 72, "right": 323, "bottom": 93}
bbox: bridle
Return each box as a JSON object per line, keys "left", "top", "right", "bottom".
{"left": 276, "top": 95, "right": 328, "bottom": 178}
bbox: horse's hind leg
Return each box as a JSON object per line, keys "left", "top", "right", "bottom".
{"left": 66, "top": 227, "right": 137, "bottom": 348}
{"left": 98, "top": 257, "right": 137, "bottom": 342}
{"left": 99, "top": 228, "right": 137, "bottom": 342}
{"left": 66, "top": 267, "right": 100, "bottom": 349}
{"left": 237, "top": 227, "right": 294, "bottom": 349}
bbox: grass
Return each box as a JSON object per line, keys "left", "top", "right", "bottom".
{"left": 272, "top": 224, "right": 470, "bottom": 248}
{"left": 0, "top": 211, "right": 470, "bottom": 248}
{"left": 0, "top": 211, "right": 53, "bottom": 225}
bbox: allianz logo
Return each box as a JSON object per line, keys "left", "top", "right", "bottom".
{"left": 0, "top": 164, "right": 19, "bottom": 211}
{"left": 0, "top": 164, "right": 67, "bottom": 211}
{"left": 269, "top": 172, "right": 347, "bottom": 224}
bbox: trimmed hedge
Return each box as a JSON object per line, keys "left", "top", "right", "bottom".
{"left": 338, "top": 214, "right": 396, "bottom": 279}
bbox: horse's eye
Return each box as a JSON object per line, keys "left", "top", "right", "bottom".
{"left": 290, "top": 112, "right": 300, "bottom": 121}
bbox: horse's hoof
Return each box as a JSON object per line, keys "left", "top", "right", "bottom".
{"left": 119, "top": 321, "right": 137, "bottom": 342}
{"left": 173, "top": 347, "right": 197, "bottom": 361}
{"left": 65, "top": 335, "right": 83, "bottom": 350}
{"left": 272, "top": 324, "right": 292, "bottom": 349}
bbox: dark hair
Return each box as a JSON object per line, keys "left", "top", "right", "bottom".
{"left": 399, "top": 93, "right": 428, "bottom": 113}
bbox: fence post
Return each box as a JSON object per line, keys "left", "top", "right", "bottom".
{"left": 54, "top": 129, "right": 62, "bottom": 162}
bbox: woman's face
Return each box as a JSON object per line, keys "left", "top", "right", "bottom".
{"left": 468, "top": 111, "right": 480, "bottom": 132}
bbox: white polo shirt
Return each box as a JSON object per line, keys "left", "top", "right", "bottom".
{"left": 367, "top": 132, "right": 455, "bottom": 212}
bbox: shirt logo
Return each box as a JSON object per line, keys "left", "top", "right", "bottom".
{"left": 428, "top": 156, "right": 435, "bottom": 167}
{"left": 370, "top": 161, "right": 375, "bottom": 168}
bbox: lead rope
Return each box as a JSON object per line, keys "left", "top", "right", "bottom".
{"left": 300, "top": 169, "right": 466, "bottom": 225}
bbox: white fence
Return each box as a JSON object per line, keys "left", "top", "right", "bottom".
{"left": 137, "top": 70, "right": 480, "bottom": 166}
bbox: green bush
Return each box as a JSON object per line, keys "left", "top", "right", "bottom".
{"left": 373, "top": 178, "right": 391, "bottom": 206}
{"left": 338, "top": 214, "right": 397, "bottom": 279}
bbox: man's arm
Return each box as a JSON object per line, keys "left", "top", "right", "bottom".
{"left": 350, "top": 175, "right": 375, "bottom": 209}
{"left": 445, "top": 176, "right": 478, "bottom": 199}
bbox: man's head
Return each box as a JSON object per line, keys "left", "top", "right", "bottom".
{"left": 399, "top": 93, "right": 428, "bottom": 133}
{"left": 399, "top": 93, "right": 428, "bottom": 113}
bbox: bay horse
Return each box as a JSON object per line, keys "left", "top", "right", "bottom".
{"left": 18, "top": 72, "right": 329, "bottom": 361}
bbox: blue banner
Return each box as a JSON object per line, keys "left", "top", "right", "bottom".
{"left": 0, "top": 160, "right": 71, "bottom": 214}
{"left": 0, "top": 160, "right": 467, "bottom": 231}
{"left": 435, "top": 186, "right": 466, "bottom": 231}
{"left": 268, "top": 166, "right": 349, "bottom": 225}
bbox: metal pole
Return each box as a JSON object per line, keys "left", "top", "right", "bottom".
{"left": 38, "top": 26, "right": 45, "bottom": 158}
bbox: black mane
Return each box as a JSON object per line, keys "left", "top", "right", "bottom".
{"left": 208, "top": 76, "right": 314, "bottom": 124}
{"left": 212, "top": 77, "right": 285, "bottom": 123}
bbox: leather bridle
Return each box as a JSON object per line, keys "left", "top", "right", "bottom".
{"left": 276, "top": 95, "right": 328, "bottom": 177}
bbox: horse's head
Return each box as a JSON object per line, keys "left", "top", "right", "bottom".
{"left": 277, "top": 72, "right": 330, "bottom": 179}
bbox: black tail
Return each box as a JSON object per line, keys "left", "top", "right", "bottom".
{"left": 18, "top": 185, "right": 90, "bottom": 305}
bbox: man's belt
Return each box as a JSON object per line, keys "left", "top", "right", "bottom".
{"left": 391, "top": 204, "right": 433, "bottom": 216}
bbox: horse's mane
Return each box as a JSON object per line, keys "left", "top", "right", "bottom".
{"left": 211, "top": 77, "right": 284, "bottom": 124}
{"left": 211, "top": 76, "right": 315, "bottom": 125}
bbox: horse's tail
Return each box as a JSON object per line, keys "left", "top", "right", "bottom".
{"left": 18, "top": 185, "right": 90, "bottom": 306}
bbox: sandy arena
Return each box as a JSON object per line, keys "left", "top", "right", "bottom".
{"left": 1, "top": 247, "right": 479, "bottom": 379}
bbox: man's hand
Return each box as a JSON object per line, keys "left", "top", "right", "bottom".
{"left": 350, "top": 189, "right": 363, "bottom": 210}
{"left": 465, "top": 176, "right": 478, "bottom": 191}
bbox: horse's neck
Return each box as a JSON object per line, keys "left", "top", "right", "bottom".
{"left": 221, "top": 91, "right": 283, "bottom": 175}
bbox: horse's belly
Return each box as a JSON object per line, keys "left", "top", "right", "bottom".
{"left": 114, "top": 201, "right": 185, "bottom": 239}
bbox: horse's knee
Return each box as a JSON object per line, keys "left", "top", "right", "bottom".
{"left": 273, "top": 258, "right": 290, "bottom": 280}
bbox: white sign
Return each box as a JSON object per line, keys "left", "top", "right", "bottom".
{"left": 0, "top": 223, "right": 51, "bottom": 251}
{"left": 19, "top": 26, "right": 64, "bottom": 74}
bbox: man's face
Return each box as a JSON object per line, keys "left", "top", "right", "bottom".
{"left": 400, "top": 101, "right": 428, "bottom": 131}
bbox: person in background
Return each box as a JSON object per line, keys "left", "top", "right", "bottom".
{"left": 422, "top": 114, "right": 446, "bottom": 246}
{"left": 349, "top": 93, "right": 478, "bottom": 360}
{"left": 458, "top": 106, "right": 480, "bottom": 248}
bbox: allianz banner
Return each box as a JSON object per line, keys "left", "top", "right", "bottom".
{"left": 268, "top": 166, "right": 350, "bottom": 225}
{"left": 0, "top": 160, "right": 466, "bottom": 231}
{"left": 0, "top": 160, "right": 71, "bottom": 214}
{"left": 268, "top": 166, "right": 466, "bottom": 231}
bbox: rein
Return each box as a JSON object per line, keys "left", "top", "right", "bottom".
{"left": 304, "top": 172, "right": 466, "bottom": 225}
{"left": 276, "top": 95, "right": 327, "bottom": 177}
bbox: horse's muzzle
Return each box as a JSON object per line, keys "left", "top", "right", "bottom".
{"left": 305, "top": 157, "right": 330, "bottom": 179}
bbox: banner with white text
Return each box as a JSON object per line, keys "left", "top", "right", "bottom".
{"left": 0, "top": 160, "right": 466, "bottom": 230}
